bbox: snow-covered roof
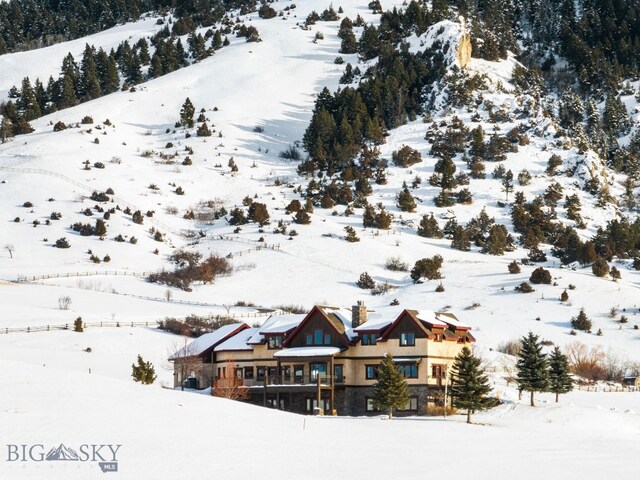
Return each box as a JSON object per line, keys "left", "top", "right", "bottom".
{"left": 317, "top": 306, "right": 357, "bottom": 340}
{"left": 415, "top": 310, "right": 448, "bottom": 328}
{"left": 214, "top": 328, "right": 259, "bottom": 352}
{"left": 169, "top": 323, "right": 247, "bottom": 359}
{"left": 247, "top": 314, "right": 306, "bottom": 344}
{"left": 436, "top": 312, "right": 471, "bottom": 330}
{"left": 273, "top": 346, "right": 341, "bottom": 358}
{"left": 353, "top": 306, "right": 405, "bottom": 332}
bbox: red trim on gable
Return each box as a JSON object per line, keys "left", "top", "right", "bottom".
{"left": 281, "top": 306, "right": 348, "bottom": 347}
{"left": 378, "top": 310, "right": 430, "bottom": 342}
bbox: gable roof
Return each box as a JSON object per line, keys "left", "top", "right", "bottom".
{"left": 214, "top": 327, "right": 259, "bottom": 352}
{"left": 281, "top": 305, "right": 356, "bottom": 347}
{"left": 247, "top": 314, "right": 306, "bottom": 344}
{"left": 378, "top": 309, "right": 431, "bottom": 342}
{"left": 169, "top": 323, "right": 249, "bottom": 360}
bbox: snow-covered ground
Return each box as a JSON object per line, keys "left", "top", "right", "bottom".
{"left": 1, "top": 0, "right": 640, "bottom": 477}
{"left": 0, "top": 339, "right": 638, "bottom": 479}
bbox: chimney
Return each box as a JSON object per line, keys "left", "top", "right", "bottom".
{"left": 351, "top": 301, "right": 367, "bottom": 328}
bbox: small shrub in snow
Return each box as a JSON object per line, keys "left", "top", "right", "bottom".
{"left": 529, "top": 267, "right": 551, "bottom": 284}
{"left": 410, "top": 255, "right": 443, "bottom": 283}
{"left": 515, "top": 282, "right": 534, "bottom": 293}
{"left": 344, "top": 226, "right": 360, "bottom": 242}
{"left": 508, "top": 261, "right": 521, "bottom": 274}
{"left": 356, "top": 272, "right": 375, "bottom": 289}
{"left": 571, "top": 309, "right": 592, "bottom": 332}
{"left": 592, "top": 258, "right": 609, "bottom": 277}
{"left": 55, "top": 237, "right": 70, "bottom": 248}
{"left": 74, "top": 317, "right": 83, "bottom": 332}
{"left": 385, "top": 257, "right": 408, "bottom": 272}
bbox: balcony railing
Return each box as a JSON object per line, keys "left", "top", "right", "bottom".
{"left": 240, "top": 373, "right": 343, "bottom": 387}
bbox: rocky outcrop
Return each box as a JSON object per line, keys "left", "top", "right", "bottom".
{"left": 457, "top": 32, "right": 472, "bottom": 68}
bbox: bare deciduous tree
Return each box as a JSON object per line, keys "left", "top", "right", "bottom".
{"left": 565, "top": 341, "right": 606, "bottom": 381}
{"left": 58, "top": 295, "right": 72, "bottom": 310}
{"left": 165, "top": 328, "right": 201, "bottom": 391}
{"left": 212, "top": 358, "right": 249, "bottom": 400}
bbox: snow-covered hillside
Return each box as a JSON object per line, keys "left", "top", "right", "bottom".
{"left": 1, "top": 1, "right": 640, "bottom": 477}
{"left": 0, "top": 343, "right": 638, "bottom": 479}
{"left": 0, "top": 0, "right": 638, "bottom": 361}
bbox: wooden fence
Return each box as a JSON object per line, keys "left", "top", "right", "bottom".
{"left": 576, "top": 384, "right": 638, "bottom": 393}
{"left": 0, "top": 309, "right": 279, "bottom": 335}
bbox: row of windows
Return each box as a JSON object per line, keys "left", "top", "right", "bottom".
{"left": 231, "top": 363, "right": 442, "bottom": 381}
{"left": 240, "top": 364, "right": 345, "bottom": 383}
{"left": 361, "top": 333, "right": 378, "bottom": 345}
{"left": 361, "top": 332, "right": 417, "bottom": 346}
{"left": 268, "top": 330, "right": 457, "bottom": 349}
{"left": 366, "top": 397, "right": 419, "bottom": 412}
{"left": 365, "top": 363, "right": 418, "bottom": 379}
{"left": 305, "top": 329, "right": 332, "bottom": 346}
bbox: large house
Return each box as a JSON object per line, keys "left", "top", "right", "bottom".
{"left": 169, "top": 302, "right": 474, "bottom": 416}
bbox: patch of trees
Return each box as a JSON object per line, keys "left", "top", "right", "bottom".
{"left": 2, "top": 25, "right": 236, "bottom": 140}
{"left": 147, "top": 250, "right": 232, "bottom": 291}
{"left": 300, "top": 44, "right": 447, "bottom": 177}
{"left": 158, "top": 314, "right": 239, "bottom": 337}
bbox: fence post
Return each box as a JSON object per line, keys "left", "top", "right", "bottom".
{"left": 27, "top": 326, "right": 30, "bottom": 333}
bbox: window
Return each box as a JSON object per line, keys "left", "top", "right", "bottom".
{"left": 432, "top": 364, "right": 444, "bottom": 378}
{"left": 399, "top": 397, "right": 419, "bottom": 411}
{"left": 282, "top": 366, "right": 291, "bottom": 381}
{"left": 334, "top": 364, "right": 344, "bottom": 383}
{"left": 310, "top": 362, "right": 327, "bottom": 382}
{"left": 434, "top": 333, "right": 443, "bottom": 342}
{"left": 294, "top": 365, "right": 304, "bottom": 383}
{"left": 365, "top": 398, "right": 379, "bottom": 412}
{"left": 236, "top": 368, "right": 242, "bottom": 380}
{"left": 365, "top": 365, "right": 379, "bottom": 380}
{"left": 399, "top": 364, "right": 418, "bottom": 378}
{"left": 257, "top": 366, "right": 265, "bottom": 381}
{"left": 244, "top": 367, "right": 254, "bottom": 379}
{"left": 307, "top": 330, "right": 331, "bottom": 346}
{"left": 400, "top": 332, "right": 415, "bottom": 346}
{"left": 361, "top": 333, "right": 378, "bottom": 345}
{"left": 268, "top": 335, "right": 283, "bottom": 349}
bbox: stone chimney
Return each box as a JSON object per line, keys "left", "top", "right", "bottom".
{"left": 351, "top": 301, "right": 367, "bottom": 328}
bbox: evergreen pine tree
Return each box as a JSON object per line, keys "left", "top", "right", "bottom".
{"left": 451, "top": 225, "right": 471, "bottom": 251}
{"left": 397, "top": 183, "right": 416, "bottom": 212}
{"left": 180, "top": 97, "right": 195, "bottom": 128}
{"left": 502, "top": 169, "right": 514, "bottom": 201}
{"left": 18, "top": 77, "right": 41, "bottom": 121}
{"left": 131, "top": 354, "right": 157, "bottom": 384}
{"left": 80, "top": 44, "right": 102, "bottom": 100}
{"left": 417, "top": 214, "right": 443, "bottom": 238}
{"left": 548, "top": 346, "right": 573, "bottom": 402}
{"left": 372, "top": 355, "right": 409, "bottom": 418}
{"left": 516, "top": 332, "right": 549, "bottom": 407}
{"left": 451, "top": 346, "right": 493, "bottom": 423}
